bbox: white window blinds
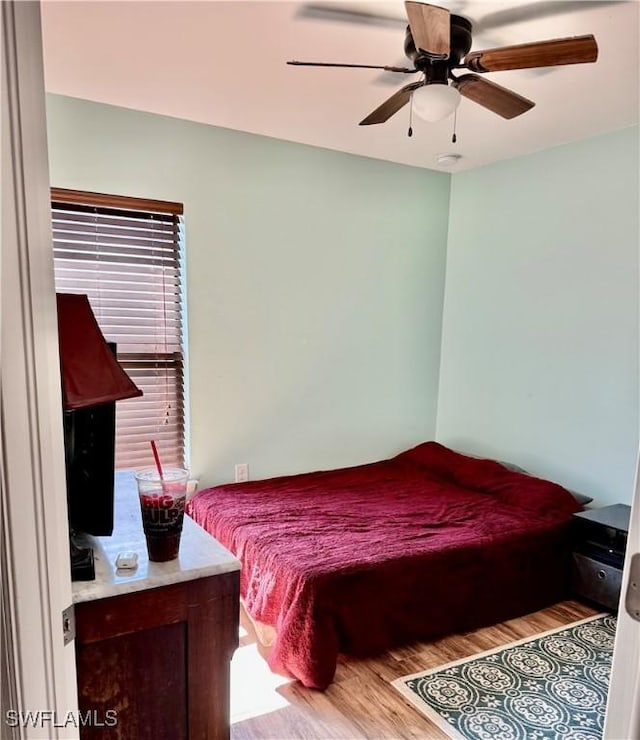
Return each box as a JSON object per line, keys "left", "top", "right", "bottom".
{"left": 51, "top": 188, "right": 186, "bottom": 470}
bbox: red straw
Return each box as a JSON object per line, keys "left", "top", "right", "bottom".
{"left": 150, "top": 440, "right": 164, "bottom": 481}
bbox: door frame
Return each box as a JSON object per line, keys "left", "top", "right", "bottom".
{"left": 1, "top": 1, "right": 78, "bottom": 737}
{"left": 605, "top": 449, "right": 640, "bottom": 739}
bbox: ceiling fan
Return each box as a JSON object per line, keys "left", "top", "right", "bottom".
{"left": 287, "top": 2, "right": 598, "bottom": 125}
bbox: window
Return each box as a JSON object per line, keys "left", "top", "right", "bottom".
{"left": 51, "top": 188, "right": 185, "bottom": 470}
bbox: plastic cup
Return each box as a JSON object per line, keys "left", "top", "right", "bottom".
{"left": 134, "top": 468, "right": 189, "bottom": 562}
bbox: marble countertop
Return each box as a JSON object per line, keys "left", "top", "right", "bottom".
{"left": 72, "top": 471, "right": 240, "bottom": 604}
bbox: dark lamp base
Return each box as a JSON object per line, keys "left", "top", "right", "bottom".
{"left": 70, "top": 535, "right": 95, "bottom": 581}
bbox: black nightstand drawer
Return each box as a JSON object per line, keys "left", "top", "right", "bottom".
{"left": 571, "top": 553, "right": 622, "bottom": 610}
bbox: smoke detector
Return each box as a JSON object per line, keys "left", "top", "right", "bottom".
{"left": 436, "top": 153, "right": 462, "bottom": 167}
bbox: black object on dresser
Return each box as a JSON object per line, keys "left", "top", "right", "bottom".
{"left": 571, "top": 503, "right": 631, "bottom": 610}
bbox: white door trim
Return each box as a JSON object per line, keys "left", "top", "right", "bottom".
{"left": 1, "top": 1, "right": 78, "bottom": 737}
{"left": 605, "top": 449, "right": 640, "bottom": 740}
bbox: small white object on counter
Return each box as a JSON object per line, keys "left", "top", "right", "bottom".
{"left": 72, "top": 471, "right": 240, "bottom": 605}
{"left": 115, "top": 551, "right": 138, "bottom": 570}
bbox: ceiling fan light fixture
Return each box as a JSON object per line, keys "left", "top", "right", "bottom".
{"left": 412, "top": 83, "right": 461, "bottom": 123}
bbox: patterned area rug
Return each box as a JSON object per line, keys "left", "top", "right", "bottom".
{"left": 392, "top": 614, "right": 616, "bottom": 740}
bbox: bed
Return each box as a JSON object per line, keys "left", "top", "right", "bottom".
{"left": 187, "top": 442, "right": 581, "bottom": 689}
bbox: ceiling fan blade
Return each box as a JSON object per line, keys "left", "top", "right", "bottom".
{"left": 465, "top": 35, "right": 598, "bottom": 73}
{"left": 375, "top": 58, "right": 421, "bottom": 86}
{"left": 404, "top": 2, "right": 450, "bottom": 58}
{"left": 454, "top": 74, "right": 534, "bottom": 119}
{"left": 474, "top": 2, "right": 623, "bottom": 34}
{"left": 359, "top": 82, "right": 424, "bottom": 126}
{"left": 297, "top": 3, "right": 406, "bottom": 30}
{"left": 287, "top": 61, "right": 416, "bottom": 73}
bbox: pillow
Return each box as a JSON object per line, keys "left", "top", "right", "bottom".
{"left": 566, "top": 490, "right": 593, "bottom": 507}
{"left": 496, "top": 460, "right": 528, "bottom": 474}
{"left": 393, "top": 442, "right": 582, "bottom": 516}
{"left": 495, "top": 460, "right": 593, "bottom": 506}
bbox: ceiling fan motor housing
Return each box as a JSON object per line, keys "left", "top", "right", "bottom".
{"left": 404, "top": 14, "right": 472, "bottom": 83}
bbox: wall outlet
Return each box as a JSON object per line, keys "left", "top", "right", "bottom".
{"left": 235, "top": 463, "right": 249, "bottom": 483}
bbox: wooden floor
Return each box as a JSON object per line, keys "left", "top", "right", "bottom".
{"left": 230, "top": 600, "right": 598, "bottom": 740}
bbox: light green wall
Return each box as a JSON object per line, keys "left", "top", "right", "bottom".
{"left": 437, "top": 127, "right": 639, "bottom": 505}
{"left": 46, "top": 95, "right": 451, "bottom": 486}
{"left": 45, "top": 95, "right": 639, "bottom": 504}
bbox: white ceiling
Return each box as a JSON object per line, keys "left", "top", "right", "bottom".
{"left": 41, "top": 1, "right": 639, "bottom": 172}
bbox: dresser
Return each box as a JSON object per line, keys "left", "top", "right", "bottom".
{"left": 72, "top": 473, "right": 240, "bottom": 739}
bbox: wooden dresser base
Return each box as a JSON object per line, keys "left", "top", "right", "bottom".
{"left": 75, "top": 571, "right": 239, "bottom": 740}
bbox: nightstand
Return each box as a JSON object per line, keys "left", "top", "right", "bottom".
{"left": 571, "top": 503, "right": 631, "bottom": 610}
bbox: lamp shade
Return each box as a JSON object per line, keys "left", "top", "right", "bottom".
{"left": 56, "top": 293, "right": 142, "bottom": 410}
{"left": 412, "top": 84, "right": 461, "bottom": 122}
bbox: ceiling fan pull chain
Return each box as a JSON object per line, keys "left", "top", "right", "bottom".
{"left": 451, "top": 109, "right": 458, "bottom": 144}
{"left": 408, "top": 94, "right": 414, "bottom": 137}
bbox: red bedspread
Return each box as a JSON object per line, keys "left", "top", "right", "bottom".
{"left": 187, "top": 442, "right": 579, "bottom": 689}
